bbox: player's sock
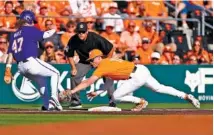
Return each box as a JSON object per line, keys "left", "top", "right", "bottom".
{"left": 40, "top": 86, "right": 49, "bottom": 109}
{"left": 115, "top": 95, "right": 141, "bottom": 104}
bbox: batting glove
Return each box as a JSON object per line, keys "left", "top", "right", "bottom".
{"left": 4, "top": 67, "right": 12, "bottom": 84}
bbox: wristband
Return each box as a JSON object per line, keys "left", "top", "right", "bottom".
{"left": 6, "top": 64, "right": 12, "bottom": 68}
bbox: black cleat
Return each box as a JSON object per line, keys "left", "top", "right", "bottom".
{"left": 41, "top": 106, "right": 48, "bottom": 111}
{"left": 68, "top": 103, "right": 82, "bottom": 109}
{"left": 109, "top": 102, "right": 116, "bottom": 107}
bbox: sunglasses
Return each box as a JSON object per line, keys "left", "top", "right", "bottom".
{"left": 45, "top": 23, "right": 52, "bottom": 26}
{"left": 129, "top": 25, "right": 135, "bottom": 28}
{"left": 173, "top": 58, "right": 180, "bottom": 60}
{"left": 57, "top": 53, "right": 64, "bottom": 57}
{"left": 45, "top": 46, "right": 53, "bottom": 49}
{"left": 151, "top": 58, "right": 159, "bottom": 61}
{"left": 78, "top": 31, "right": 86, "bottom": 34}
{"left": 142, "top": 41, "right": 149, "bottom": 44}
{"left": 194, "top": 43, "right": 201, "bottom": 46}
{"left": 0, "top": 41, "right": 6, "bottom": 44}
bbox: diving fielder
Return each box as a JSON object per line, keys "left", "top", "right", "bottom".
{"left": 4, "top": 10, "right": 62, "bottom": 111}
{"left": 60, "top": 49, "right": 200, "bottom": 111}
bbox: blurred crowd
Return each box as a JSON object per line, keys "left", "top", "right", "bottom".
{"left": 0, "top": 0, "right": 212, "bottom": 65}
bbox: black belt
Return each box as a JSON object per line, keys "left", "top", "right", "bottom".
{"left": 132, "top": 66, "right": 137, "bottom": 73}
{"left": 129, "top": 66, "right": 137, "bottom": 79}
{"left": 17, "top": 59, "right": 29, "bottom": 64}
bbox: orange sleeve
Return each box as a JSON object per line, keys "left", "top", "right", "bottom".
{"left": 161, "top": 1, "right": 167, "bottom": 13}
{"left": 61, "top": 33, "right": 69, "bottom": 47}
{"left": 151, "top": 32, "right": 159, "bottom": 45}
{"left": 93, "top": 67, "right": 106, "bottom": 78}
{"left": 100, "top": 32, "right": 106, "bottom": 39}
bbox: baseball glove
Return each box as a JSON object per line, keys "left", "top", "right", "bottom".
{"left": 58, "top": 91, "right": 71, "bottom": 103}
{"left": 4, "top": 67, "right": 12, "bottom": 84}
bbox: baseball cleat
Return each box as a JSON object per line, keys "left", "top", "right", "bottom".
{"left": 186, "top": 94, "right": 200, "bottom": 109}
{"left": 131, "top": 99, "right": 148, "bottom": 111}
{"left": 68, "top": 102, "right": 82, "bottom": 109}
{"left": 109, "top": 102, "right": 117, "bottom": 107}
{"left": 41, "top": 106, "right": 48, "bottom": 111}
{"left": 49, "top": 97, "right": 63, "bottom": 111}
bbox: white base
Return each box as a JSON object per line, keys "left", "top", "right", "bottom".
{"left": 88, "top": 106, "right": 122, "bottom": 112}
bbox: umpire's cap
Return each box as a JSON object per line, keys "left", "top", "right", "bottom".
{"left": 87, "top": 49, "right": 103, "bottom": 61}
{"left": 20, "top": 10, "right": 37, "bottom": 24}
{"left": 75, "top": 22, "right": 87, "bottom": 33}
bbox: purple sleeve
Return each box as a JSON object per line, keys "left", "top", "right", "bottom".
{"left": 31, "top": 27, "right": 44, "bottom": 41}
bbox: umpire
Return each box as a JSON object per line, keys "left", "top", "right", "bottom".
{"left": 65, "top": 22, "right": 116, "bottom": 108}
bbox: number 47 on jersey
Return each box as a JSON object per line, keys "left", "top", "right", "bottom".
{"left": 12, "top": 37, "right": 24, "bottom": 53}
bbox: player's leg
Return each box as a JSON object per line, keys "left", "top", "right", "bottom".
{"left": 24, "top": 73, "right": 49, "bottom": 110}
{"left": 113, "top": 77, "right": 148, "bottom": 111}
{"left": 30, "top": 58, "right": 62, "bottom": 110}
{"left": 69, "top": 63, "right": 92, "bottom": 108}
{"left": 144, "top": 74, "right": 200, "bottom": 108}
{"left": 102, "top": 77, "right": 116, "bottom": 107}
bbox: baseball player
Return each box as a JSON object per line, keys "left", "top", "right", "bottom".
{"left": 60, "top": 49, "right": 200, "bottom": 111}
{"left": 4, "top": 10, "right": 62, "bottom": 111}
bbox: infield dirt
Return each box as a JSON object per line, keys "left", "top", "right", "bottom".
{"left": 0, "top": 115, "right": 212, "bottom": 135}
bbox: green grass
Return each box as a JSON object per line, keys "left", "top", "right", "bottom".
{"left": 0, "top": 103, "right": 212, "bottom": 126}
{"left": 0, "top": 114, "right": 130, "bottom": 126}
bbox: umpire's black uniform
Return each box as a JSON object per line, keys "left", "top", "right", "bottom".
{"left": 65, "top": 22, "right": 116, "bottom": 108}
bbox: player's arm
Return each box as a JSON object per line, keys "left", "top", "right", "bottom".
{"left": 70, "top": 75, "right": 99, "bottom": 94}
{"left": 64, "top": 38, "right": 77, "bottom": 76}
{"left": 43, "top": 29, "right": 56, "bottom": 39}
{"left": 4, "top": 53, "right": 13, "bottom": 84}
{"left": 68, "top": 57, "right": 77, "bottom": 75}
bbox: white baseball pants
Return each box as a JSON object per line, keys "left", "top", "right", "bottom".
{"left": 113, "top": 65, "right": 187, "bottom": 104}
{"left": 18, "top": 57, "right": 60, "bottom": 109}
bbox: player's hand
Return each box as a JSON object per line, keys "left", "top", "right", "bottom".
{"left": 86, "top": 91, "right": 98, "bottom": 101}
{"left": 71, "top": 68, "right": 77, "bottom": 76}
{"left": 4, "top": 67, "right": 12, "bottom": 84}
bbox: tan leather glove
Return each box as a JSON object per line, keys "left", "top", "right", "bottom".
{"left": 4, "top": 67, "right": 12, "bottom": 84}
{"left": 58, "top": 90, "right": 71, "bottom": 103}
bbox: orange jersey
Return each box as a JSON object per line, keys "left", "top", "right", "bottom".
{"left": 101, "top": 32, "right": 120, "bottom": 47}
{"left": 189, "top": 0, "right": 204, "bottom": 6}
{"left": 159, "top": 56, "right": 173, "bottom": 64}
{"left": 139, "top": 28, "right": 159, "bottom": 46}
{"left": 136, "top": 47, "right": 153, "bottom": 64}
{"left": 61, "top": 32, "right": 75, "bottom": 48}
{"left": 124, "top": 20, "right": 143, "bottom": 30}
{"left": 143, "top": 1, "right": 167, "bottom": 17}
{"left": 93, "top": 58, "right": 135, "bottom": 80}
{"left": 0, "top": 12, "right": 17, "bottom": 28}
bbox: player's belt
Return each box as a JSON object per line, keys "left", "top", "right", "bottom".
{"left": 129, "top": 66, "right": 137, "bottom": 79}
{"left": 17, "top": 59, "right": 29, "bottom": 64}
{"left": 132, "top": 66, "right": 137, "bottom": 73}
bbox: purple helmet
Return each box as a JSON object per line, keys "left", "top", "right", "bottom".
{"left": 20, "top": 10, "right": 37, "bottom": 24}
